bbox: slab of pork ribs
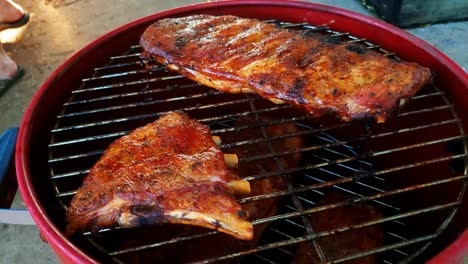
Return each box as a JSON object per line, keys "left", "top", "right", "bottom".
{"left": 65, "top": 112, "right": 253, "bottom": 240}
{"left": 140, "top": 14, "right": 432, "bottom": 123}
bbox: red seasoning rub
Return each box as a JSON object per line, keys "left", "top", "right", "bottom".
{"left": 141, "top": 15, "right": 431, "bottom": 123}
{"left": 65, "top": 112, "right": 253, "bottom": 240}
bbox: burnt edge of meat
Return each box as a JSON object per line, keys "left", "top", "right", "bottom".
{"left": 175, "top": 37, "right": 189, "bottom": 50}
{"left": 287, "top": 78, "right": 308, "bottom": 104}
{"left": 127, "top": 205, "right": 169, "bottom": 226}
{"left": 322, "top": 35, "right": 343, "bottom": 45}
{"left": 346, "top": 44, "right": 368, "bottom": 55}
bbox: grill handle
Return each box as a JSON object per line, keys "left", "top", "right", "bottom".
{"left": 0, "top": 127, "right": 34, "bottom": 225}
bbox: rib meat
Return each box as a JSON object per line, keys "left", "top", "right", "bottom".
{"left": 65, "top": 112, "right": 253, "bottom": 240}
{"left": 141, "top": 15, "right": 432, "bottom": 122}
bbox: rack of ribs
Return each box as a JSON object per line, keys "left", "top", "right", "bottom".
{"left": 140, "top": 14, "right": 432, "bottom": 123}
{"left": 65, "top": 112, "right": 253, "bottom": 240}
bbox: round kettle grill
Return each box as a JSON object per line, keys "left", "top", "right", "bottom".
{"left": 15, "top": 1, "right": 467, "bottom": 263}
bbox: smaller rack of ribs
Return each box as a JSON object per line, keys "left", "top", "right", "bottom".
{"left": 141, "top": 15, "right": 432, "bottom": 123}
{"left": 65, "top": 112, "right": 252, "bottom": 240}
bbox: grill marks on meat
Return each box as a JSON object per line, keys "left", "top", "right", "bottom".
{"left": 65, "top": 112, "right": 253, "bottom": 240}
{"left": 140, "top": 15, "right": 432, "bottom": 123}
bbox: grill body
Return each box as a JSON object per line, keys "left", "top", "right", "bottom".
{"left": 15, "top": 1, "right": 467, "bottom": 263}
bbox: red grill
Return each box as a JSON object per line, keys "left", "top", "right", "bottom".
{"left": 15, "top": 1, "right": 467, "bottom": 263}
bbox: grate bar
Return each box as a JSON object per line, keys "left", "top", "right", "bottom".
{"left": 331, "top": 234, "right": 438, "bottom": 264}
{"left": 304, "top": 173, "right": 402, "bottom": 212}
{"left": 57, "top": 190, "right": 77, "bottom": 197}
{"left": 259, "top": 243, "right": 294, "bottom": 256}
{"left": 211, "top": 115, "right": 310, "bottom": 134}
{"left": 387, "top": 232, "right": 409, "bottom": 242}
{"left": 346, "top": 37, "right": 367, "bottom": 43}
{"left": 277, "top": 22, "right": 310, "bottom": 28}
{"left": 307, "top": 133, "right": 374, "bottom": 168}
{"left": 82, "top": 67, "right": 162, "bottom": 82}
{"left": 128, "top": 45, "right": 142, "bottom": 50}
{"left": 50, "top": 114, "right": 156, "bottom": 133}
{"left": 251, "top": 254, "right": 278, "bottom": 264}
{"left": 110, "top": 53, "right": 141, "bottom": 60}
{"left": 94, "top": 60, "right": 145, "bottom": 71}
{"left": 373, "top": 153, "right": 467, "bottom": 176}
{"left": 393, "top": 249, "right": 409, "bottom": 257}
{"left": 268, "top": 227, "right": 296, "bottom": 240}
{"left": 64, "top": 83, "right": 200, "bottom": 106}
{"left": 398, "top": 104, "right": 454, "bottom": 117}
{"left": 197, "top": 105, "right": 293, "bottom": 124}
{"left": 58, "top": 90, "right": 226, "bottom": 118}
{"left": 225, "top": 130, "right": 355, "bottom": 153}
{"left": 324, "top": 30, "right": 349, "bottom": 36}
{"left": 86, "top": 237, "right": 110, "bottom": 258}
{"left": 72, "top": 75, "right": 184, "bottom": 94}
{"left": 411, "top": 91, "right": 444, "bottom": 100}
{"left": 371, "top": 135, "right": 466, "bottom": 157}
{"left": 108, "top": 230, "right": 218, "bottom": 256}
{"left": 284, "top": 218, "right": 307, "bottom": 230}
{"left": 50, "top": 169, "right": 89, "bottom": 180}
{"left": 237, "top": 137, "right": 361, "bottom": 163}
{"left": 371, "top": 119, "right": 460, "bottom": 139}
{"left": 48, "top": 150, "right": 104, "bottom": 164}
{"left": 49, "top": 131, "right": 130, "bottom": 148}
{"left": 318, "top": 167, "right": 385, "bottom": 193}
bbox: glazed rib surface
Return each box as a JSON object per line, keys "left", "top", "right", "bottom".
{"left": 65, "top": 112, "right": 253, "bottom": 240}
{"left": 141, "top": 15, "right": 432, "bottom": 122}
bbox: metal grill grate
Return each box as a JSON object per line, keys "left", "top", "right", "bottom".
{"left": 47, "top": 21, "right": 467, "bottom": 263}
